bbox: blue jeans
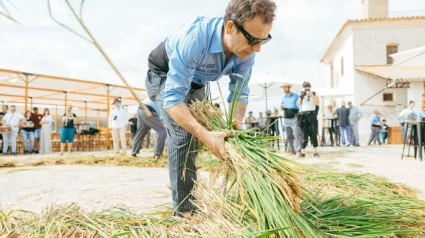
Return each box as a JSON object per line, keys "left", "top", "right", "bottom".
{"left": 339, "top": 125, "right": 353, "bottom": 145}
{"left": 21, "top": 130, "right": 35, "bottom": 152}
{"left": 2, "top": 130, "right": 19, "bottom": 153}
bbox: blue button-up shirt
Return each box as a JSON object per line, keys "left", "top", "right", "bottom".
{"left": 281, "top": 92, "right": 299, "bottom": 109}
{"left": 370, "top": 114, "right": 381, "bottom": 125}
{"left": 163, "top": 17, "right": 255, "bottom": 109}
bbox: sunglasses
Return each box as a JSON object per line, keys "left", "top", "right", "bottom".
{"left": 233, "top": 21, "right": 272, "bottom": 45}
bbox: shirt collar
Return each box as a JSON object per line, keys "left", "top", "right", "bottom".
{"left": 284, "top": 92, "right": 294, "bottom": 97}
{"left": 209, "top": 19, "right": 224, "bottom": 54}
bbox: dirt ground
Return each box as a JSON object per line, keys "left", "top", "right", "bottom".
{"left": 1, "top": 144, "right": 424, "bottom": 213}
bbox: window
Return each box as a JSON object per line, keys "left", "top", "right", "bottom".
{"left": 383, "top": 93, "right": 393, "bottom": 102}
{"left": 386, "top": 44, "right": 398, "bottom": 64}
{"left": 341, "top": 57, "right": 344, "bottom": 76}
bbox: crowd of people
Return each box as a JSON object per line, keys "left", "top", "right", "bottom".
{"left": 0, "top": 105, "right": 53, "bottom": 155}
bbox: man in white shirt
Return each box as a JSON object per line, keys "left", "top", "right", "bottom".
{"left": 399, "top": 100, "right": 418, "bottom": 143}
{"left": 324, "top": 104, "right": 336, "bottom": 146}
{"left": 297, "top": 81, "right": 320, "bottom": 158}
{"left": 108, "top": 97, "right": 128, "bottom": 154}
{"left": 2, "top": 105, "right": 26, "bottom": 155}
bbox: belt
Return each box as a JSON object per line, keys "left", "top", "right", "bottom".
{"left": 144, "top": 105, "right": 155, "bottom": 113}
{"left": 191, "top": 82, "right": 204, "bottom": 90}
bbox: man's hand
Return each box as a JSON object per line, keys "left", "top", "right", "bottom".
{"left": 280, "top": 104, "right": 284, "bottom": 110}
{"left": 201, "top": 131, "right": 233, "bottom": 161}
{"left": 306, "top": 91, "right": 314, "bottom": 97}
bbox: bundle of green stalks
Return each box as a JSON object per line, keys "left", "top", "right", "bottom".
{"left": 188, "top": 99, "right": 425, "bottom": 237}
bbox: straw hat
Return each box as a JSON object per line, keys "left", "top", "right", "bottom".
{"left": 280, "top": 83, "right": 292, "bottom": 88}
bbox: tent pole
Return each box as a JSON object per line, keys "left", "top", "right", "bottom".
{"left": 106, "top": 84, "right": 111, "bottom": 149}
{"left": 24, "top": 75, "right": 29, "bottom": 112}
{"left": 55, "top": 105, "right": 58, "bottom": 132}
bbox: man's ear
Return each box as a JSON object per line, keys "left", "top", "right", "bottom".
{"left": 224, "top": 20, "right": 235, "bottom": 35}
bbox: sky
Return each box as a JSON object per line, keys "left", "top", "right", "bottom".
{"left": 1, "top": 0, "right": 424, "bottom": 113}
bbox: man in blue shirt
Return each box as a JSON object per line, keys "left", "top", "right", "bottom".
{"left": 145, "top": 0, "right": 276, "bottom": 217}
{"left": 368, "top": 110, "right": 382, "bottom": 145}
{"left": 279, "top": 83, "right": 301, "bottom": 155}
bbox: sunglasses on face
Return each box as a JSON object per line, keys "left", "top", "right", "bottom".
{"left": 233, "top": 21, "right": 272, "bottom": 46}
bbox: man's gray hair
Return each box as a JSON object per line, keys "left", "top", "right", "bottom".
{"left": 224, "top": 0, "right": 276, "bottom": 25}
{"left": 341, "top": 101, "right": 346, "bottom": 106}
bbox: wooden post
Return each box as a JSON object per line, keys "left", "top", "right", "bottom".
{"left": 64, "top": 91, "right": 68, "bottom": 113}
{"left": 24, "top": 75, "right": 29, "bottom": 112}
{"left": 55, "top": 104, "right": 58, "bottom": 132}
{"left": 106, "top": 84, "right": 111, "bottom": 149}
{"left": 96, "top": 109, "right": 100, "bottom": 129}
{"left": 84, "top": 101, "right": 88, "bottom": 122}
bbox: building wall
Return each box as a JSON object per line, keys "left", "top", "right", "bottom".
{"left": 352, "top": 20, "right": 425, "bottom": 66}
{"left": 325, "top": 28, "right": 355, "bottom": 92}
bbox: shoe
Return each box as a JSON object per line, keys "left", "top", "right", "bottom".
{"left": 131, "top": 154, "right": 137, "bottom": 158}
{"left": 24, "top": 151, "right": 28, "bottom": 154}
{"left": 2, "top": 153, "right": 6, "bottom": 156}
{"left": 59, "top": 152, "right": 63, "bottom": 156}
{"left": 12, "top": 153, "right": 16, "bottom": 156}
{"left": 153, "top": 155, "right": 161, "bottom": 160}
{"left": 174, "top": 210, "right": 193, "bottom": 218}
{"left": 35, "top": 150, "right": 39, "bottom": 154}
{"left": 287, "top": 152, "right": 296, "bottom": 156}
{"left": 346, "top": 144, "right": 350, "bottom": 147}
{"left": 354, "top": 144, "right": 360, "bottom": 147}
{"left": 313, "top": 153, "right": 320, "bottom": 158}
{"left": 298, "top": 153, "right": 305, "bottom": 158}
{"left": 31, "top": 150, "right": 35, "bottom": 154}
{"left": 115, "top": 151, "right": 120, "bottom": 154}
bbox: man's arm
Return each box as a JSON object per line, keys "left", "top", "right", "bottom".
{"left": 307, "top": 91, "right": 319, "bottom": 106}
{"left": 166, "top": 103, "right": 231, "bottom": 160}
{"left": 18, "top": 118, "right": 26, "bottom": 128}
{"left": 233, "top": 101, "right": 247, "bottom": 123}
{"left": 296, "top": 97, "right": 302, "bottom": 106}
{"left": 356, "top": 107, "right": 364, "bottom": 122}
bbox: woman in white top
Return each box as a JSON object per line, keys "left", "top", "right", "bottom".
{"left": 40, "top": 108, "right": 53, "bottom": 154}
{"left": 108, "top": 97, "right": 128, "bottom": 154}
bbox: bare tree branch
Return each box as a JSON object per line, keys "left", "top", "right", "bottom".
{"left": 47, "top": 0, "right": 91, "bottom": 43}
{"left": 0, "top": 1, "right": 11, "bottom": 15}
{"left": 0, "top": 0, "right": 21, "bottom": 24}
{"left": 5, "top": 0, "right": 21, "bottom": 13}
{"left": 0, "top": 10, "right": 21, "bottom": 24}
{"left": 79, "top": 0, "right": 86, "bottom": 21}
{"left": 63, "top": 0, "right": 150, "bottom": 116}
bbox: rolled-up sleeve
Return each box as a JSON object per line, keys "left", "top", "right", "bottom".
{"left": 227, "top": 55, "right": 255, "bottom": 104}
{"left": 163, "top": 34, "right": 204, "bottom": 109}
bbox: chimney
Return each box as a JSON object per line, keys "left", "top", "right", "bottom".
{"left": 361, "top": 0, "right": 388, "bottom": 19}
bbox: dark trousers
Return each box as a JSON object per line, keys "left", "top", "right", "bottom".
{"left": 300, "top": 112, "right": 318, "bottom": 149}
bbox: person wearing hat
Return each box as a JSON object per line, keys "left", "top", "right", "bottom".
{"left": 297, "top": 81, "right": 320, "bottom": 158}
{"left": 131, "top": 98, "right": 166, "bottom": 160}
{"left": 280, "top": 82, "right": 301, "bottom": 155}
{"left": 108, "top": 97, "right": 129, "bottom": 154}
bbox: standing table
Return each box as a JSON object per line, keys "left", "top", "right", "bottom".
{"left": 401, "top": 121, "right": 424, "bottom": 161}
